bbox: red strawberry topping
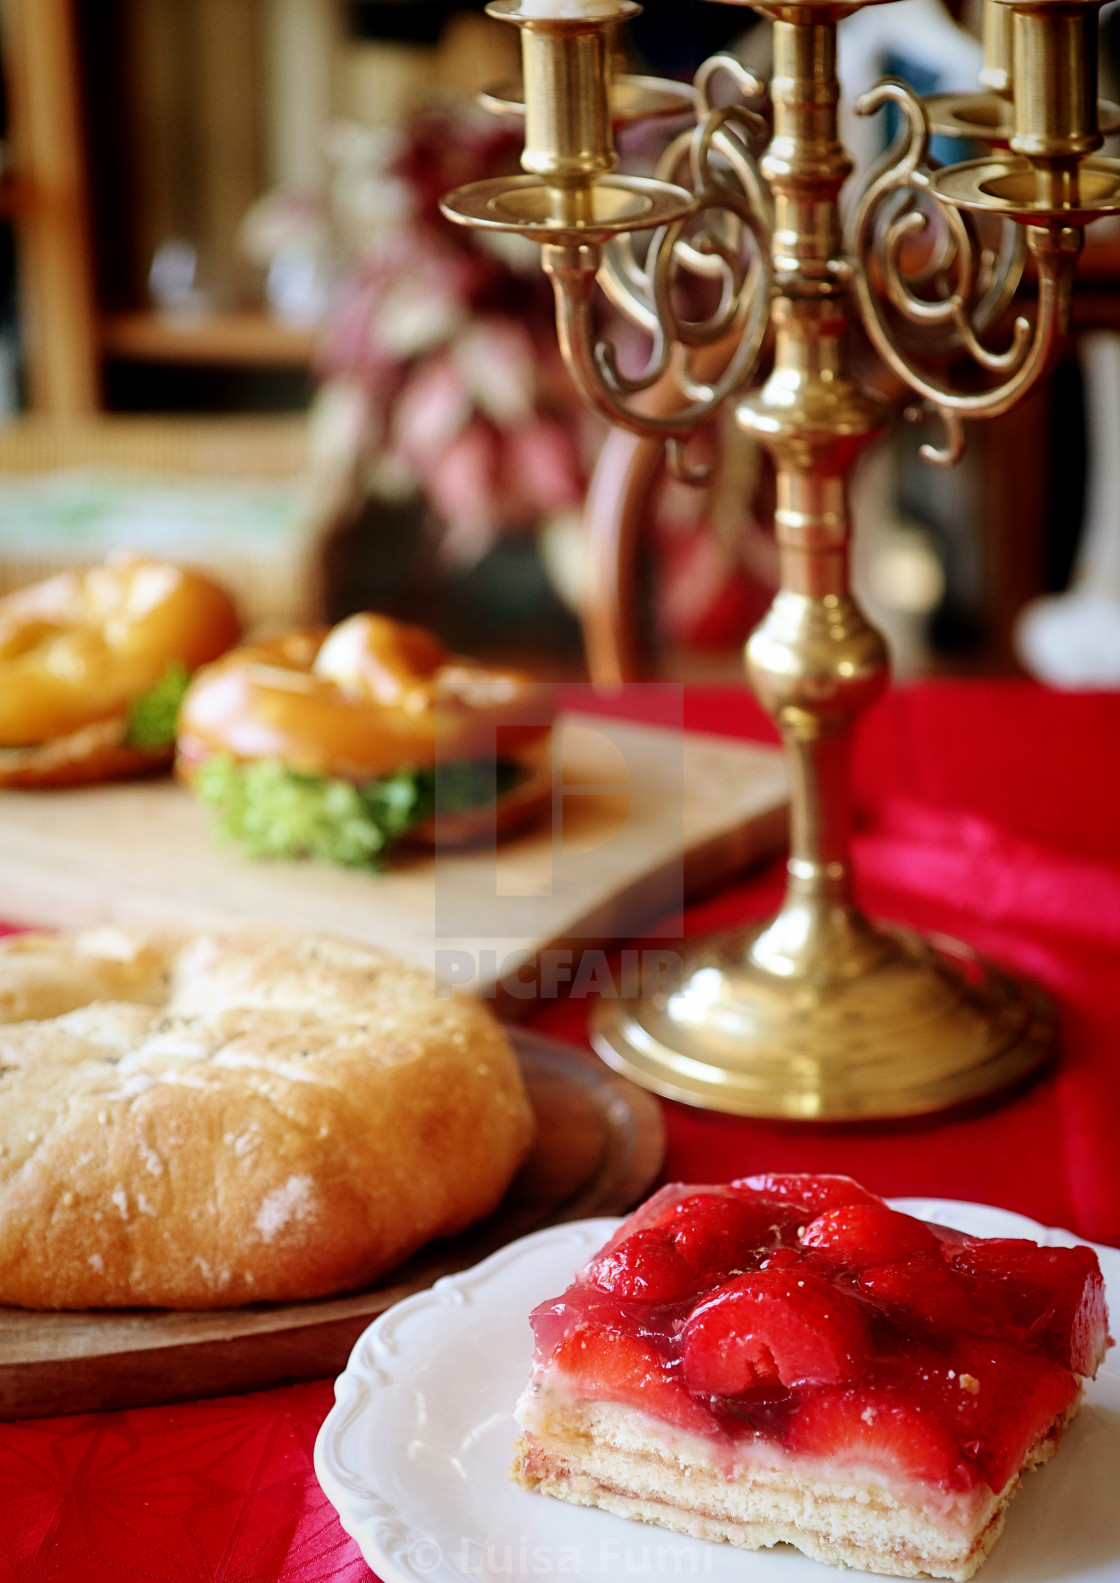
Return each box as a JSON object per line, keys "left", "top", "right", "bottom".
{"left": 858, "top": 1254, "right": 996, "bottom": 1335}
{"left": 788, "top": 1388, "right": 969, "bottom": 1487}
{"left": 948, "top": 1239, "right": 1110, "bottom": 1376}
{"left": 734, "top": 1174, "right": 883, "bottom": 1217}
{"left": 662, "top": 1193, "right": 793, "bottom": 1269}
{"left": 682, "top": 1268, "right": 868, "bottom": 1395}
{"left": 760, "top": 1247, "right": 804, "bottom": 1273}
{"left": 592, "top": 1191, "right": 799, "bottom": 1301}
{"left": 908, "top": 1339, "right": 1078, "bottom": 1493}
{"left": 550, "top": 1322, "right": 713, "bottom": 1434}
{"left": 800, "top": 1204, "right": 941, "bottom": 1269}
{"left": 589, "top": 1227, "right": 702, "bottom": 1302}
{"left": 530, "top": 1173, "right": 1110, "bottom": 1499}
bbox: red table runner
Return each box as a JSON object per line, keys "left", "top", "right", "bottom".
{"left": 4, "top": 680, "right": 1118, "bottom": 1581}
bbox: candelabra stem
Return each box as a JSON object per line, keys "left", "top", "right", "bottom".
{"left": 737, "top": 14, "right": 891, "bottom": 979}
{"left": 744, "top": 465, "right": 894, "bottom": 981}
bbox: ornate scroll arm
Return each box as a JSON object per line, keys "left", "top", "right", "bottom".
{"left": 597, "top": 55, "right": 770, "bottom": 339}
{"left": 857, "top": 84, "right": 1026, "bottom": 354}
{"left": 545, "top": 220, "right": 769, "bottom": 435}
{"left": 849, "top": 80, "right": 1078, "bottom": 465}
{"left": 544, "top": 115, "right": 773, "bottom": 465}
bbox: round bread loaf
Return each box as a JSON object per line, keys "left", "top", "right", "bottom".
{"left": 0, "top": 928, "right": 535, "bottom": 1309}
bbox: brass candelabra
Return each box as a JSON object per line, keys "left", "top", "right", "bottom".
{"left": 441, "top": 0, "right": 1119, "bottom": 1121}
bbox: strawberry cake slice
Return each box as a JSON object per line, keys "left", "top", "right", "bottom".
{"left": 512, "top": 1175, "right": 1111, "bottom": 1580}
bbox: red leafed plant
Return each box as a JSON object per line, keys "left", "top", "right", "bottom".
{"left": 319, "top": 107, "right": 596, "bottom": 568}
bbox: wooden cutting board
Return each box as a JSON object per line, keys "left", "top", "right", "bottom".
{"left": 0, "top": 1031, "right": 663, "bottom": 1419}
{"left": 0, "top": 713, "right": 787, "bottom": 1010}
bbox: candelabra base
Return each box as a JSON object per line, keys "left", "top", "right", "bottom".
{"left": 589, "top": 925, "right": 1054, "bottom": 1120}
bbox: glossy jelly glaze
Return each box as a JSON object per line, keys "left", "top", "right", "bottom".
{"left": 529, "top": 1176, "right": 1111, "bottom": 1496}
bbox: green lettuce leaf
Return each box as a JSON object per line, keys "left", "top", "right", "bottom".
{"left": 193, "top": 754, "right": 524, "bottom": 870}
{"left": 125, "top": 663, "right": 192, "bottom": 750}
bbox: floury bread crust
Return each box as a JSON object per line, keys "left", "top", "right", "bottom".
{"left": 0, "top": 928, "right": 534, "bottom": 1309}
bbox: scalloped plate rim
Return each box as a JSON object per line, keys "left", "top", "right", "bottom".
{"left": 315, "top": 1198, "right": 1120, "bottom": 1583}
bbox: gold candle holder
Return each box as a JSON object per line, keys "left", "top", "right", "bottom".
{"left": 444, "top": 1, "right": 695, "bottom": 243}
{"left": 925, "top": 0, "right": 1020, "bottom": 142}
{"left": 1011, "top": 0, "right": 1101, "bottom": 163}
{"left": 928, "top": 0, "right": 1120, "bottom": 222}
{"left": 518, "top": 7, "right": 615, "bottom": 188}
{"left": 926, "top": 0, "right": 1118, "bottom": 148}
{"left": 443, "top": 0, "right": 1117, "bottom": 1119}
{"left": 982, "top": 0, "right": 1014, "bottom": 94}
{"left": 479, "top": 9, "right": 698, "bottom": 125}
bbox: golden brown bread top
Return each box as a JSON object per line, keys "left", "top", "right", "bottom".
{"left": 0, "top": 929, "right": 535, "bottom": 1309}
{"left": 177, "top": 612, "right": 555, "bottom": 780}
{"left": 0, "top": 555, "right": 240, "bottom": 747}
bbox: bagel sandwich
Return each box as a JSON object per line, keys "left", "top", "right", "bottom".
{"left": 177, "top": 613, "right": 556, "bottom": 867}
{"left": 0, "top": 554, "right": 240, "bottom": 788}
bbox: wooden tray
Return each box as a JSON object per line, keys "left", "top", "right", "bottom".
{"left": 0, "top": 713, "right": 787, "bottom": 1013}
{"left": 0, "top": 1030, "right": 664, "bottom": 1420}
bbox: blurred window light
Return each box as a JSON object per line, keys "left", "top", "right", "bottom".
{"left": 867, "top": 526, "right": 946, "bottom": 615}
{"left": 149, "top": 241, "right": 207, "bottom": 320}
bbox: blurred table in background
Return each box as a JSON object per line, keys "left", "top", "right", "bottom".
{"left": 0, "top": 416, "right": 359, "bottom": 629}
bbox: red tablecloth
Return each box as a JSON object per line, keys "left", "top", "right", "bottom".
{"left": 4, "top": 681, "right": 1119, "bottom": 1581}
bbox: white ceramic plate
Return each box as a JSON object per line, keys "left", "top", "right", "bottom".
{"left": 315, "top": 1200, "right": 1120, "bottom": 1583}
